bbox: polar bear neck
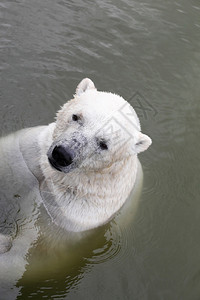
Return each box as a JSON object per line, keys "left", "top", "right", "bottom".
{"left": 39, "top": 123, "right": 138, "bottom": 232}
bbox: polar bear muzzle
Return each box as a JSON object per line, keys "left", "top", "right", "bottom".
{"left": 47, "top": 131, "right": 88, "bottom": 173}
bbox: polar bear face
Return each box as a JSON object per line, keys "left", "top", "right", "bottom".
{"left": 47, "top": 79, "right": 151, "bottom": 174}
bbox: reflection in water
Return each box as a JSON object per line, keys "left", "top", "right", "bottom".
{"left": 17, "top": 227, "right": 109, "bottom": 298}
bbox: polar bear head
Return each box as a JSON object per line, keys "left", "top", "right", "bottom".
{"left": 47, "top": 78, "right": 152, "bottom": 174}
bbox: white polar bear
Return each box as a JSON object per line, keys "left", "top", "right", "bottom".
{"left": 0, "top": 78, "right": 152, "bottom": 254}
{"left": 39, "top": 78, "right": 152, "bottom": 233}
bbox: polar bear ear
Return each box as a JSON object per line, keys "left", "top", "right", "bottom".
{"left": 135, "top": 132, "right": 152, "bottom": 154}
{"left": 75, "top": 78, "right": 97, "bottom": 96}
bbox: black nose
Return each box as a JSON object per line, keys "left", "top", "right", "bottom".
{"left": 52, "top": 145, "right": 74, "bottom": 167}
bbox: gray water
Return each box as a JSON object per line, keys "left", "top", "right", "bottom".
{"left": 0, "top": 0, "right": 200, "bottom": 299}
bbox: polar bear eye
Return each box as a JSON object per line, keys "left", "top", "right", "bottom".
{"left": 99, "top": 140, "right": 108, "bottom": 150}
{"left": 72, "top": 114, "right": 79, "bottom": 121}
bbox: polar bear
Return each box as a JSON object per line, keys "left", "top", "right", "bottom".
{"left": 0, "top": 78, "right": 151, "bottom": 255}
